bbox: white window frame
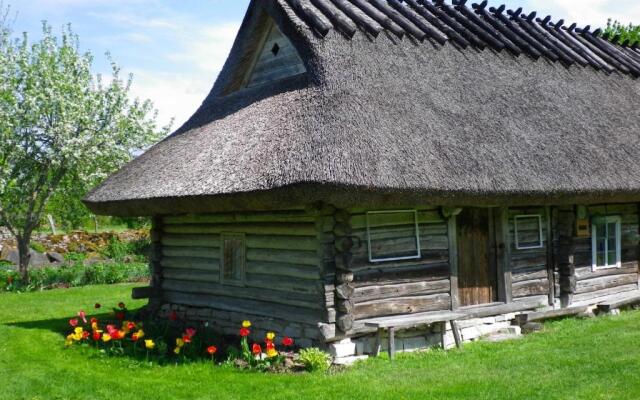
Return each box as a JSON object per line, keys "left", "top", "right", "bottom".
{"left": 514, "top": 214, "right": 544, "bottom": 250}
{"left": 220, "top": 232, "right": 246, "bottom": 286}
{"left": 591, "top": 216, "right": 622, "bottom": 271}
{"left": 366, "top": 209, "right": 421, "bottom": 263}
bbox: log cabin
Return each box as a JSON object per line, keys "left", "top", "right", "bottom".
{"left": 84, "top": 0, "right": 640, "bottom": 356}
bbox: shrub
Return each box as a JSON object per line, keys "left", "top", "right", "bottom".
{"left": 0, "top": 262, "right": 150, "bottom": 292}
{"left": 30, "top": 241, "right": 47, "bottom": 253}
{"left": 102, "top": 236, "right": 150, "bottom": 262}
{"left": 299, "top": 348, "right": 331, "bottom": 373}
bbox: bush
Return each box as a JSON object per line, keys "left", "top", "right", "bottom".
{"left": 30, "top": 241, "right": 47, "bottom": 253}
{"left": 298, "top": 348, "right": 331, "bottom": 373}
{"left": 0, "top": 262, "right": 150, "bottom": 292}
{"left": 102, "top": 236, "right": 150, "bottom": 262}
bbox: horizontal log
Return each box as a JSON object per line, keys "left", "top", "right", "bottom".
{"left": 512, "top": 278, "right": 549, "bottom": 298}
{"left": 351, "top": 249, "right": 448, "bottom": 270}
{"left": 162, "top": 234, "right": 219, "bottom": 248}
{"left": 245, "top": 273, "right": 323, "bottom": 295}
{"left": 511, "top": 254, "right": 547, "bottom": 270}
{"left": 575, "top": 262, "right": 638, "bottom": 280}
{"left": 353, "top": 293, "right": 450, "bottom": 319}
{"left": 575, "top": 273, "right": 638, "bottom": 295}
{"left": 163, "top": 211, "right": 313, "bottom": 225}
{"left": 163, "top": 223, "right": 317, "bottom": 236}
{"left": 336, "top": 314, "right": 354, "bottom": 332}
{"left": 161, "top": 256, "right": 218, "bottom": 271}
{"left": 353, "top": 262, "right": 449, "bottom": 287}
{"left": 162, "top": 246, "right": 220, "bottom": 259}
{"left": 162, "top": 279, "right": 322, "bottom": 310}
{"left": 512, "top": 268, "right": 548, "bottom": 283}
{"left": 246, "top": 248, "right": 319, "bottom": 266}
{"left": 337, "top": 299, "right": 354, "bottom": 313}
{"left": 246, "top": 260, "right": 320, "bottom": 280}
{"left": 597, "top": 292, "right": 640, "bottom": 313}
{"left": 572, "top": 284, "right": 639, "bottom": 304}
{"left": 162, "top": 268, "right": 219, "bottom": 282}
{"left": 515, "top": 305, "right": 589, "bottom": 325}
{"left": 163, "top": 290, "right": 321, "bottom": 325}
{"left": 336, "top": 283, "right": 355, "bottom": 300}
{"left": 246, "top": 235, "right": 319, "bottom": 251}
{"left": 350, "top": 210, "right": 444, "bottom": 230}
{"left": 353, "top": 279, "right": 450, "bottom": 302}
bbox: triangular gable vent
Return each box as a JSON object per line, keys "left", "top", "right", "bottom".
{"left": 244, "top": 19, "right": 306, "bottom": 88}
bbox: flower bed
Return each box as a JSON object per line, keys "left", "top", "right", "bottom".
{"left": 63, "top": 302, "right": 328, "bottom": 373}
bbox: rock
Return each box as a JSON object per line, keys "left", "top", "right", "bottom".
{"left": 46, "top": 252, "right": 65, "bottom": 264}
{"left": 328, "top": 338, "right": 356, "bottom": 358}
{"left": 521, "top": 322, "right": 544, "bottom": 334}
{"left": 0, "top": 245, "right": 16, "bottom": 262}
{"left": 333, "top": 355, "right": 368, "bottom": 366}
{"left": 283, "top": 357, "right": 295, "bottom": 369}
{"left": 2, "top": 249, "right": 50, "bottom": 267}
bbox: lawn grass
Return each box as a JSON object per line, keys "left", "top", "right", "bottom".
{"left": 1, "top": 284, "right": 640, "bottom": 400}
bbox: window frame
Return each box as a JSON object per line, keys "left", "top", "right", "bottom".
{"left": 366, "top": 209, "right": 421, "bottom": 263}
{"left": 220, "top": 232, "right": 246, "bottom": 286}
{"left": 514, "top": 214, "right": 544, "bottom": 250}
{"left": 591, "top": 215, "right": 622, "bottom": 271}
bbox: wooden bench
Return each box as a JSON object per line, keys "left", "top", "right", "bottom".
{"left": 363, "top": 311, "right": 465, "bottom": 360}
{"left": 515, "top": 305, "right": 589, "bottom": 326}
{"left": 597, "top": 292, "right": 640, "bottom": 314}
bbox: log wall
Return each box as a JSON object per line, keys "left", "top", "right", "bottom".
{"left": 347, "top": 207, "right": 451, "bottom": 324}
{"left": 568, "top": 204, "right": 640, "bottom": 304}
{"left": 507, "top": 207, "right": 552, "bottom": 304}
{"left": 156, "top": 209, "right": 332, "bottom": 346}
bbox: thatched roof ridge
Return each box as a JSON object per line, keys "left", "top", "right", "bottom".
{"left": 85, "top": 0, "right": 640, "bottom": 216}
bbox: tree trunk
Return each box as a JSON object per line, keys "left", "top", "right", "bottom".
{"left": 16, "top": 235, "right": 31, "bottom": 284}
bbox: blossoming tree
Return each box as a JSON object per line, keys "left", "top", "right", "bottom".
{"left": 0, "top": 18, "right": 169, "bottom": 282}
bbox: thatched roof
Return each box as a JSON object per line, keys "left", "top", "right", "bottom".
{"left": 85, "top": 0, "right": 640, "bottom": 216}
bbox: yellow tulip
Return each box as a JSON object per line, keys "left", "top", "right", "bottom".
{"left": 266, "top": 332, "right": 276, "bottom": 341}
{"left": 266, "top": 348, "right": 278, "bottom": 358}
{"left": 242, "top": 320, "right": 251, "bottom": 328}
{"left": 135, "top": 329, "right": 145, "bottom": 339}
{"left": 176, "top": 338, "right": 185, "bottom": 348}
{"left": 174, "top": 347, "right": 181, "bottom": 355}
{"left": 102, "top": 333, "right": 112, "bottom": 342}
{"left": 74, "top": 327, "right": 84, "bottom": 335}
{"left": 145, "top": 339, "right": 155, "bottom": 350}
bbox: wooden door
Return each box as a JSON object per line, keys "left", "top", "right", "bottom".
{"left": 457, "top": 208, "right": 498, "bottom": 306}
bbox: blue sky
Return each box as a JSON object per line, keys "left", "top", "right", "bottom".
{"left": 9, "top": 0, "right": 640, "bottom": 129}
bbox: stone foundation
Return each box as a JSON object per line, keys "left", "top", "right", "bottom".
{"left": 329, "top": 312, "right": 523, "bottom": 358}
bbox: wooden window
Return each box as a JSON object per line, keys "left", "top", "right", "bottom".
{"left": 220, "top": 233, "right": 245, "bottom": 285}
{"left": 591, "top": 216, "right": 622, "bottom": 270}
{"left": 514, "top": 215, "right": 543, "bottom": 250}
{"left": 366, "top": 210, "right": 421, "bottom": 263}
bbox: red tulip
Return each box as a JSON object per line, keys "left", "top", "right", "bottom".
{"left": 266, "top": 341, "right": 275, "bottom": 351}
{"left": 94, "top": 303, "right": 101, "bottom": 309}
{"left": 282, "top": 337, "right": 294, "bottom": 347}
{"left": 92, "top": 331, "right": 101, "bottom": 341}
{"left": 252, "top": 343, "right": 262, "bottom": 355}
{"left": 182, "top": 335, "right": 192, "bottom": 344}
{"left": 185, "top": 327, "right": 196, "bottom": 338}
{"left": 239, "top": 327, "right": 250, "bottom": 337}
{"left": 78, "top": 310, "right": 87, "bottom": 324}
{"left": 90, "top": 317, "right": 98, "bottom": 325}
{"left": 169, "top": 311, "right": 178, "bottom": 321}
{"left": 131, "top": 333, "right": 140, "bottom": 341}
{"left": 127, "top": 322, "right": 136, "bottom": 331}
{"left": 82, "top": 331, "right": 90, "bottom": 340}
{"left": 106, "top": 324, "right": 117, "bottom": 334}
{"left": 69, "top": 319, "right": 79, "bottom": 327}
{"left": 118, "top": 302, "right": 126, "bottom": 309}
{"left": 206, "top": 345, "right": 217, "bottom": 355}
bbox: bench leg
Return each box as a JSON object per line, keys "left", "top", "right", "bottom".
{"left": 450, "top": 320, "right": 462, "bottom": 349}
{"left": 373, "top": 328, "right": 383, "bottom": 357}
{"left": 388, "top": 327, "right": 396, "bottom": 360}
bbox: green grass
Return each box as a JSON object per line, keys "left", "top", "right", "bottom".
{"left": 1, "top": 285, "right": 640, "bottom": 400}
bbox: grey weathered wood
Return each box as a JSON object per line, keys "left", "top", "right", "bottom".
{"left": 163, "top": 223, "right": 317, "bottom": 236}
{"left": 161, "top": 256, "right": 219, "bottom": 271}
{"left": 512, "top": 278, "right": 550, "bottom": 298}
{"left": 512, "top": 268, "right": 548, "bottom": 283}
{"left": 450, "top": 320, "right": 462, "bottom": 349}
{"left": 163, "top": 290, "right": 322, "bottom": 325}
{"left": 497, "top": 207, "right": 513, "bottom": 303}
{"left": 162, "top": 234, "right": 219, "bottom": 248}
{"left": 246, "top": 260, "right": 321, "bottom": 280}
{"left": 363, "top": 310, "right": 465, "bottom": 329}
{"left": 350, "top": 210, "right": 443, "bottom": 230}
{"left": 572, "top": 284, "right": 639, "bottom": 304}
{"left": 336, "top": 313, "right": 354, "bottom": 331}
{"left": 545, "top": 206, "right": 555, "bottom": 305}
{"left": 575, "top": 262, "right": 638, "bottom": 280}
{"left": 448, "top": 215, "right": 459, "bottom": 310}
{"left": 596, "top": 291, "right": 640, "bottom": 313}
{"left": 246, "top": 248, "right": 319, "bottom": 266}
{"left": 335, "top": 283, "right": 355, "bottom": 299}
{"left": 575, "top": 273, "right": 638, "bottom": 295}
{"left": 353, "top": 279, "right": 450, "bottom": 302}
{"left": 388, "top": 327, "right": 396, "bottom": 360}
{"left": 515, "top": 305, "right": 589, "bottom": 325}
{"left": 374, "top": 327, "right": 383, "bottom": 356}
{"left": 354, "top": 293, "right": 451, "bottom": 319}
{"left": 353, "top": 262, "right": 449, "bottom": 287}
{"left": 163, "top": 246, "right": 220, "bottom": 259}
{"left": 163, "top": 211, "right": 313, "bottom": 225}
